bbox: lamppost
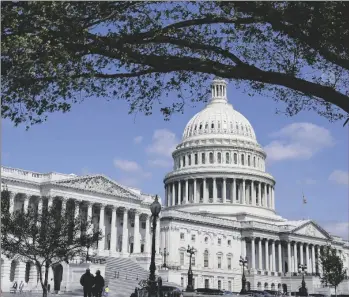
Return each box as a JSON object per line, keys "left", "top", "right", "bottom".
{"left": 239, "top": 256, "right": 248, "bottom": 294}
{"left": 160, "top": 248, "right": 169, "bottom": 268}
{"left": 298, "top": 263, "right": 308, "bottom": 296}
{"left": 148, "top": 195, "right": 161, "bottom": 297}
{"left": 186, "top": 245, "right": 195, "bottom": 292}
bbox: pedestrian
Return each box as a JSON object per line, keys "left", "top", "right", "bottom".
{"left": 94, "top": 270, "right": 105, "bottom": 297}
{"left": 80, "top": 268, "right": 95, "bottom": 297}
{"left": 104, "top": 286, "right": 109, "bottom": 297}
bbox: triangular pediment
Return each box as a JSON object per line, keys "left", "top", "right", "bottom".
{"left": 52, "top": 175, "right": 140, "bottom": 200}
{"left": 292, "top": 221, "right": 330, "bottom": 239}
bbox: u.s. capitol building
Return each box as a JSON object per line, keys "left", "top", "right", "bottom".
{"left": 1, "top": 79, "right": 348, "bottom": 295}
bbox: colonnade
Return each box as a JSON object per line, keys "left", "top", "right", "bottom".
{"left": 165, "top": 178, "right": 274, "bottom": 209}
{"left": 6, "top": 191, "right": 160, "bottom": 255}
{"left": 242, "top": 237, "right": 341, "bottom": 275}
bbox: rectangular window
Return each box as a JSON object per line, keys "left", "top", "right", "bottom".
{"left": 180, "top": 233, "right": 185, "bottom": 240}
{"left": 202, "top": 153, "right": 206, "bottom": 164}
{"left": 141, "top": 222, "right": 146, "bottom": 229}
{"left": 205, "top": 279, "right": 210, "bottom": 289}
{"left": 218, "top": 280, "right": 222, "bottom": 290}
{"left": 181, "top": 277, "right": 184, "bottom": 287}
{"left": 218, "top": 256, "right": 222, "bottom": 269}
{"left": 228, "top": 281, "right": 232, "bottom": 291}
{"left": 191, "top": 234, "right": 196, "bottom": 241}
{"left": 218, "top": 238, "right": 221, "bottom": 245}
{"left": 228, "top": 240, "right": 231, "bottom": 246}
{"left": 228, "top": 257, "right": 232, "bottom": 270}
{"left": 195, "top": 154, "right": 198, "bottom": 165}
{"left": 180, "top": 252, "right": 185, "bottom": 265}
{"left": 141, "top": 244, "right": 144, "bottom": 253}
{"left": 183, "top": 156, "right": 186, "bottom": 167}
{"left": 188, "top": 155, "right": 191, "bottom": 166}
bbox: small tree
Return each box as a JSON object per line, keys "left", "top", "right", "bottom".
{"left": 1, "top": 190, "right": 102, "bottom": 297}
{"left": 318, "top": 245, "right": 347, "bottom": 297}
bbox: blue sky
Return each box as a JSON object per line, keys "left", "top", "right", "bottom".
{"left": 2, "top": 82, "right": 348, "bottom": 239}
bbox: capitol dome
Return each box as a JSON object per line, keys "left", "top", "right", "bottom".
{"left": 182, "top": 79, "right": 257, "bottom": 143}
{"left": 163, "top": 78, "right": 281, "bottom": 222}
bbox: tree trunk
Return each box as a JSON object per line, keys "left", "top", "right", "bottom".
{"left": 335, "top": 286, "right": 337, "bottom": 297}
{"left": 41, "top": 265, "right": 49, "bottom": 297}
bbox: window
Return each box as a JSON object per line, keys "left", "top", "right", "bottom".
{"left": 141, "top": 222, "right": 146, "bottom": 229}
{"left": 188, "top": 155, "right": 191, "bottom": 166}
{"left": 192, "top": 257, "right": 196, "bottom": 266}
{"left": 183, "top": 156, "right": 186, "bottom": 167}
{"left": 199, "top": 124, "right": 202, "bottom": 130}
{"left": 211, "top": 122, "right": 214, "bottom": 129}
{"left": 202, "top": 153, "right": 206, "bottom": 164}
{"left": 218, "top": 238, "right": 221, "bottom": 245}
{"left": 218, "top": 256, "right": 222, "bottom": 269}
{"left": 191, "top": 234, "right": 196, "bottom": 241}
{"left": 194, "top": 125, "right": 197, "bottom": 131}
{"left": 205, "top": 237, "right": 208, "bottom": 243}
{"left": 226, "top": 153, "right": 230, "bottom": 164}
{"left": 209, "top": 152, "right": 214, "bottom": 164}
{"left": 228, "top": 240, "right": 231, "bottom": 246}
{"left": 180, "top": 233, "right": 185, "bottom": 240}
{"left": 218, "top": 121, "right": 221, "bottom": 129}
{"left": 227, "top": 257, "right": 232, "bottom": 270}
{"left": 248, "top": 155, "right": 251, "bottom": 166}
{"left": 241, "top": 154, "right": 245, "bottom": 165}
{"left": 223, "top": 120, "right": 227, "bottom": 129}
{"left": 217, "top": 153, "right": 222, "bottom": 164}
{"left": 141, "top": 244, "right": 144, "bottom": 253}
{"left": 228, "top": 281, "right": 232, "bottom": 291}
{"left": 195, "top": 154, "right": 198, "bottom": 165}
{"left": 181, "top": 277, "right": 184, "bottom": 287}
{"left": 180, "top": 252, "right": 185, "bottom": 265}
{"left": 204, "top": 250, "right": 209, "bottom": 267}
{"left": 253, "top": 156, "right": 256, "bottom": 167}
{"left": 234, "top": 153, "right": 237, "bottom": 164}
{"left": 205, "top": 279, "right": 210, "bottom": 289}
{"left": 218, "top": 280, "right": 222, "bottom": 290}
{"left": 205, "top": 122, "right": 208, "bottom": 129}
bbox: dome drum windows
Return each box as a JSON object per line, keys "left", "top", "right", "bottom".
{"left": 188, "top": 155, "right": 191, "bottom": 166}
{"left": 182, "top": 156, "right": 186, "bottom": 167}
{"left": 217, "top": 152, "right": 222, "bottom": 164}
{"left": 194, "top": 153, "right": 198, "bottom": 165}
{"left": 248, "top": 155, "right": 251, "bottom": 166}
{"left": 226, "top": 153, "right": 230, "bottom": 164}
{"left": 202, "top": 153, "right": 206, "bottom": 164}
{"left": 209, "top": 152, "right": 214, "bottom": 164}
{"left": 241, "top": 154, "right": 245, "bottom": 166}
{"left": 234, "top": 153, "right": 238, "bottom": 164}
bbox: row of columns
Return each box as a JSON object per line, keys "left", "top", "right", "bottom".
{"left": 242, "top": 237, "right": 336, "bottom": 275}
{"left": 6, "top": 191, "right": 160, "bottom": 255}
{"left": 165, "top": 178, "right": 274, "bottom": 209}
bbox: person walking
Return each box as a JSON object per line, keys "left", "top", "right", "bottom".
{"left": 94, "top": 270, "right": 105, "bottom": 297}
{"left": 80, "top": 269, "right": 95, "bottom": 297}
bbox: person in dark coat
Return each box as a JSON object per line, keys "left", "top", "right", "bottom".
{"left": 94, "top": 270, "right": 105, "bottom": 297}
{"left": 80, "top": 269, "right": 95, "bottom": 297}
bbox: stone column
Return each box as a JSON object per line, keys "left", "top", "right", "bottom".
{"left": 305, "top": 244, "right": 310, "bottom": 271}
{"left": 110, "top": 206, "right": 117, "bottom": 255}
{"left": 232, "top": 178, "right": 236, "bottom": 203}
{"left": 272, "top": 240, "right": 276, "bottom": 271}
{"left": 251, "top": 181, "right": 255, "bottom": 206}
{"left": 48, "top": 196, "right": 54, "bottom": 209}
{"left": 311, "top": 245, "right": 316, "bottom": 273}
{"left": 193, "top": 179, "right": 197, "bottom": 203}
{"left": 98, "top": 204, "right": 105, "bottom": 251}
{"left": 61, "top": 198, "right": 67, "bottom": 217}
{"left": 172, "top": 183, "right": 175, "bottom": 206}
{"left": 251, "top": 237, "right": 256, "bottom": 269}
{"left": 242, "top": 179, "right": 246, "bottom": 204}
{"left": 23, "top": 194, "right": 29, "bottom": 214}
{"left": 272, "top": 186, "right": 275, "bottom": 209}
{"left": 300, "top": 243, "right": 304, "bottom": 265}
{"left": 223, "top": 178, "right": 227, "bottom": 203}
{"left": 156, "top": 217, "right": 161, "bottom": 254}
{"left": 317, "top": 246, "right": 322, "bottom": 275}
{"left": 87, "top": 203, "right": 93, "bottom": 234}
{"left": 258, "top": 182, "right": 261, "bottom": 206}
{"left": 242, "top": 237, "right": 246, "bottom": 258}
{"left": 37, "top": 197, "right": 43, "bottom": 215}
{"left": 213, "top": 178, "right": 217, "bottom": 202}
{"left": 178, "top": 181, "right": 182, "bottom": 205}
{"left": 258, "top": 239, "right": 263, "bottom": 269}
{"left": 122, "top": 208, "right": 129, "bottom": 253}
{"left": 165, "top": 185, "right": 168, "bottom": 207}
{"left": 9, "top": 192, "right": 16, "bottom": 213}
{"left": 145, "top": 215, "right": 151, "bottom": 253}
{"left": 185, "top": 180, "right": 189, "bottom": 204}
{"left": 133, "top": 211, "right": 141, "bottom": 254}
{"left": 294, "top": 243, "right": 298, "bottom": 272}
{"left": 265, "top": 239, "right": 269, "bottom": 271}
{"left": 278, "top": 241, "right": 282, "bottom": 273}
{"left": 74, "top": 200, "right": 81, "bottom": 238}
{"left": 203, "top": 178, "right": 207, "bottom": 203}
{"left": 287, "top": 241, "right": 291, "bottom": 274}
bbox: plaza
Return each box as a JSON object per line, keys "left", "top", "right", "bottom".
{"left": 1, "top": 79, "right": 348, "bottom": 296}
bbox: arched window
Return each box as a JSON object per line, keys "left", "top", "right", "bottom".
{"left": 209, "top": 152, "right": 214, "bottom": 164}
{"left": 226, "top": 153, "right": 230, "bottom": 164}
{"left": 202, "top": 153, "right": 206, "bottom": 164}
{"left": 188, "top": 155, "right": 191, "bottom": 166}
{"left": 211, "top": 122, "right": 214, "bottom": 129}
{"left": 199, "top": 123, "right": 202, "bottom": 130}
{"left": 217, "top": 153, "right": 222, "bottom": 164}
{"left": 253, "top": 156, "right": 256, "bottom": 167}
{"left": 194, "top": 125, "right": 197, "bottom": 131}
{"left": 204, "top": 250, "right": 209, "bottom": 268}
{"left": 182, "top": 156, "right": 186, "bottom": 167}
{"left": 241, "top": 154, "right": 245, "bottom": 165}
{"left": 194, "top": 154, "right": 198, "bottom": 165}
{"left": 248, "top": 155, "right": 251, "bottom": 166}
{"left": 205, "top": 122, "right": 208, "bottom": 129}
{"left": 234, "top": 153, "right": 237, "bottom": 164}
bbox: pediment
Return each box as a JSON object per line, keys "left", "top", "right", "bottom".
{"left": 292, "top": 221, "right": 330, "bottom": 239}
{"left": 52, "top": 175, "right": 140, "bottom": 200}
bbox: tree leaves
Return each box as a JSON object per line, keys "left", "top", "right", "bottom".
{"left": 1, "top": 1, "right": 348, "bottom": 129}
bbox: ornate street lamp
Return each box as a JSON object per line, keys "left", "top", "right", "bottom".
{"left": 160, "top": 248, "right": 169, "bottom": 268}
{"left": 148, "top": 195, "right": 161, "bottom": 297}
{"left": 186, "top": 245, "right": 195, "bottom": 292}
{"left": 239, "top": 256, "right": 248, "bottom": 294}
{"left": 298, "top": 263, "right": 308, "bottom": 296}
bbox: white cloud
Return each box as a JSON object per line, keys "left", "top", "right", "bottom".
{"left": 264, "top": 122, "right": 334, "bottom": 162}
{"left": 148, "top": 159, "right": 173, "bottom": 168}
{"left": 113, "top": 159, "right": 151, "bottom": 179}
{"left": 304, "top": 178, "right": 317, "bottom": 185}
{"left": 329, "top": 170, "right": 349, "bottom": 186}
{"left": 321, "top": 222, "right": 349, "bottom": 240}
{"left": 146, "top": 129, "right": 178, "bottom": 157}
{"left": 133, "top": 136, "right": 143, "bottom": 144}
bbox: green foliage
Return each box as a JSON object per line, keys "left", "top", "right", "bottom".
{"left": 1, "top": 1, "right": 348, "bottom": 129}
{"left": 319, "top": 245, "right": 347, "bottom": 294}
{"left": 1, "top": 193, "right": 102, "bottom": 297}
